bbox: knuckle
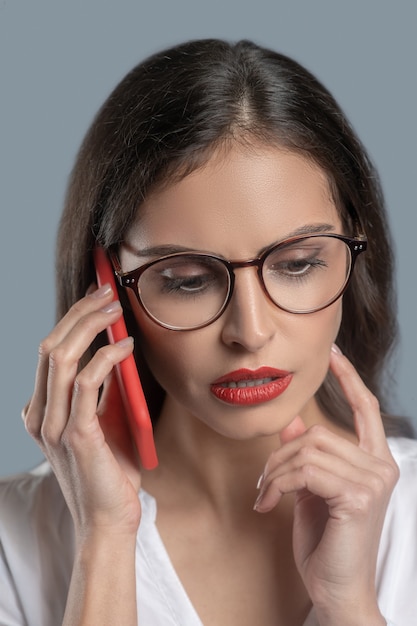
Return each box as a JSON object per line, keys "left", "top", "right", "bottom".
{"left": 73, "top": 370, "right": 98, "bottom": 394}
{"left": 24, "top": 411, "right": 41, "bottom": 440}
{"left": 378, "top": 458, "right": 400, "bottom": 487}
{"left": 307, "top": 423, "right": 327, "bottom": 442}
{"left": 299, "top": 462, "right": 316, "bottom": 482}
{"left": 366, "top": 472, "right": 385, "bottom": 497}
{"left": 48, "top": 346, "right": 71, "bottom": 370}
{"left": 77, "top": 312, "right": 97, "bottom": 334}
{"left": 60, "top": 423, "right": 83, "bottom": 452}
{"left": 40, "top": 421, "right": 62, "bottom": 447}
{"left": 72, "top": 347, "right": 116, "bottom": 396}
{"left": 352, "top": 485, "right": 374, "bottom": 515}
{"left": 96, "top": 345, "right": 116, "bottom": 366}
{"left": 360, "top": 392, "right": 380, "bottom": 413}
{"left": 38, "top": 336, "right": 54, "bottom": 360}
{"left": 70, "top": 299, "right": 86, "bottom": 317}
{"left": 297, "top": 445, "right": 317, "bottom": 463}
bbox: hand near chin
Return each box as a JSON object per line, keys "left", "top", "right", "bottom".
{"left": 254, "top": 348, "right": 399, "bottom": 623}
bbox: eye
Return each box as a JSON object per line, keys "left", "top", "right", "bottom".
{"left": 265, "top": 239, "right": 330, "bottom": 282}
{"left": 145, "top": 256, "right": 227, "bottom": 298}
{"left": 273, "top": 256, "right": 327, "bottom": 277}
{"left": 159, "top": 268, "right": 217, "bottom": 294}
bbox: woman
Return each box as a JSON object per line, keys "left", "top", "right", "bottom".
{"left": 0, "top": 39, "right": 416, "bottom": 626}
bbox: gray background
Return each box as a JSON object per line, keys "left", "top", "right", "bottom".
{"left": 1, "top": 0, "right": 416, "bottom": 477}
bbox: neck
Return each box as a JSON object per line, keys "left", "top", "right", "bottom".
{"left": 141, "top": 395, "right": 338, "bottom": 519}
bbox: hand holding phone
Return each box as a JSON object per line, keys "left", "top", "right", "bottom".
{"left": 93, "top": 247, "right": 158, "bottom": 470}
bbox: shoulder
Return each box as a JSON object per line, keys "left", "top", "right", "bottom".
{"left": 377, "top": 437, "right": 417, "bottom": 624}
{"left": 0, "top": 462, "right": 74, "bottom": 625}
{"left": 0, "top": 460, "right": 74, "bottom": 560}
{"left": 388, "top": 436, "right": 417, "bottom": 492}
{"left": 0, "top": 461, "right": 66, "bottom": 523}
{"left": 385, "top": 436, "right": 417, "bottom": 523}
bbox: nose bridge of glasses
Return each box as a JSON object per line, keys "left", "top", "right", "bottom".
{"left": 228, "top": 257, "right": 263, "bottom": 276}
{"left": 220, "top": 259, "right": 280, "bottom": 350}
{"left": 227, "top": 257, "right": 266, "bottom": 294}
{"left": 226, "top": 257, "right": 272, "bottom": 309}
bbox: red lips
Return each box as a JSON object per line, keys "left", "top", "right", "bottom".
{"left": 210, "top": 367, "right": 293, "bottom": 406}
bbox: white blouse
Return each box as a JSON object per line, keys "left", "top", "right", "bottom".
{"left": 1, "top": 437, "right": 416, "bottom": 626}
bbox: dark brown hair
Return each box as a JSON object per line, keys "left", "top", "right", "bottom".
{"left": 56, "top": 38, "right": 413, "bottom": 437}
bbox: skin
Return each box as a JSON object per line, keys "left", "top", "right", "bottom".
{"left": 24, "top": 144, "right": 398, "bottom": 625}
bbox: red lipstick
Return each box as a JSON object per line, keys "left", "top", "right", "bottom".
{"left": 210, "top": 367, "right": 293, "bottom": 406}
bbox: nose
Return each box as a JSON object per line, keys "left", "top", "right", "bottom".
{"left": 220, "top": 268, "right": 278, "bottom": 352}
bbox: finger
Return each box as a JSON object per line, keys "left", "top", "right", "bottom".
{"left": 41, "top": 330, "right": 132, "bottom": 445}
{"left": 280, "top": 415, "right": 306, "bottom": 444}
{"left": 43, "top": 285, "right": 114, "bottom": 358}
{"left": 24, "top": 285, "right": 115, "bottom": 438}
{"left": 254, "top": 461, "right": 359, "bottom": 513}
{"left": 254, "top": 442, "right": 395, "bottom": 515}
{"left": 256, "top": 416, "right": 305, "bottom": 491}
{"left": 40, "top": 302, "right": 124, "bottom": 443}
{"left": 57, "top": 338, "right": 134, "bottom": 452}
{"left": 24, "top": 341, "right": 55, "bottom": 438}
{"left": 260, "top": 441, "right": 393, "bottom": 509}
{"left": 267, "top": 422, "right": 392, "bottom": 480}
{"left": 329, "top": 346, "right": 387, "bottom": 456}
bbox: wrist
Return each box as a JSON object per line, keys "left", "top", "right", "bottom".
{"left": 75, "top": 526, "right": 138, "bottom": 559}
{"left": 64, "top": 531, "right": 138, "bottom": 626}
{"left": 315, "top": 603, "right": 386, "bottom": 626}
{"left": 74, "top": 507, "right": 141, "bottom": 544}
{"left": 311, "top": 578, "right": 385, "bottom": 626}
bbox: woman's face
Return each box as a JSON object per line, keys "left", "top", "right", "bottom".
{"left": 121, "top": 144, "right": 344, "bottom": 440}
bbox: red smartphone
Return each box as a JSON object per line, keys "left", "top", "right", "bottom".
{"left": 93, "top": 246, "right": 158, "bottom": 470}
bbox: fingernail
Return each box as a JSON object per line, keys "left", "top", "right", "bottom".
{"left": 331, "top": 343, "right": 343, "bottom": 355}
{"left": 256, "top": 473, "right": 264, "bottom": 490}
{"left": 92, "top": 283, "right": 113, "bottom": 298}
{"left": 101, "top": 300, "right": 121, "bottom": 313}
{"left": 21, "top": 402, "right": 30, "bottom": 420}
{"left": 253, "top": 492, "right": 264, "bottom": 512}
{"left": 117, "top": 337, "right": 134, "bottom": 348}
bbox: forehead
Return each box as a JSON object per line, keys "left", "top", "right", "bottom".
{"left": 127, "top": 144, "right": 341, "bottom": 257}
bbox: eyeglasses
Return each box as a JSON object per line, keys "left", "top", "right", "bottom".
{"left": 109, "top": 234, "right": 367, "bottom": 331}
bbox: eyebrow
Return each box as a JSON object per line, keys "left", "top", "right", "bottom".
{"left": 126, "top": 222, "right": 337, "bottom": 259}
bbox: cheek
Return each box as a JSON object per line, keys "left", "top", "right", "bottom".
{"left": 135, "top": 317, "right": 197, "bottom": 397}
{"left": 298, "top": 300, "right": 343, "bottom": 385}
{"left": 129, "top": 290, "right": 344, "bottom": 420}
{"left": 310, "top": 300, "right": 342, "bottom": 349}
{"left": 126, "top": 291, "right": 204, "bottom": 399}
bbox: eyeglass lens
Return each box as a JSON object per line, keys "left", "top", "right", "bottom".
{"left": 263, "top": 235, "right": 350, "bottom": 313}
{"left": 135, "top": 236, "right": 352, "bottom": 329}
{"left": 138, "top": 254, "right": 231, "bottom": 328}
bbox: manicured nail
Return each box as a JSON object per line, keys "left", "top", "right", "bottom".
{"left": 101, "top": 300, "right": 121, "bottom": 313}
{"left": 256, "top": 473, "right": 264, "bottom": 490}
{"left": 91, "top": 283, "right": 113, "bottom": 298}
{"left": 331, "top": 343, "right": 342, "bottom": 355}
{"left": 253, "top": 492, "right": 264, "bottom": 512}
{"left": 117, "top": 337, "right": 134, "bottom": 348}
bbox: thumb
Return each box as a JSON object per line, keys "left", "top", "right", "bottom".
{"left": 280, "top": 415, "right": 306, "bottom": 444}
